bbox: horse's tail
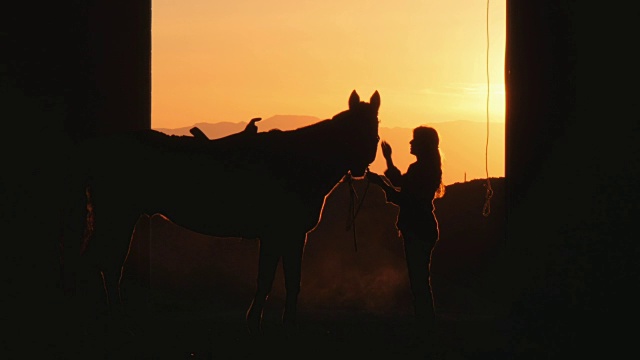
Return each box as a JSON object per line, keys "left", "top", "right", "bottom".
{"left": 59, "top": 143, "right": 94, "bottom": 296}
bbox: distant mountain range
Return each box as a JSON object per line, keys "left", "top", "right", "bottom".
{"left": 153, "top": 115, "right": 505, "bottom": 186}
{"left": 153, "top": 115, "right": 321, "bottom": 136}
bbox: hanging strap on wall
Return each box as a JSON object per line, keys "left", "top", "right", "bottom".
{"left": 483, "top": 0, "right": 494, "bottom": 217}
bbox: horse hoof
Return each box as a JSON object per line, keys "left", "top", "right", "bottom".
{"left": 246, "top": 311, "right": 262, "bottom": 336}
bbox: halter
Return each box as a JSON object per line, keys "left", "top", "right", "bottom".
{"left": 345, "top": 167, "right": 371, "bottom": 252}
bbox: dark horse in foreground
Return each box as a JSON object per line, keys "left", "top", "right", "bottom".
{"left": 62, "top": 90, "right": 381, "bottom": 335}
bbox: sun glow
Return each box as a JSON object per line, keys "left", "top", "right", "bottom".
{"left": 151, "top": 0, "right": 506, "bottom": 130}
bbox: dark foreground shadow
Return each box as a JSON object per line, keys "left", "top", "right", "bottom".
{"left": 48, "top": 178, "right": 512, "bottom": 360}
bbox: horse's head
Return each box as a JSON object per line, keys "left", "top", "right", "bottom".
{"left": 334, "top": 90, "right": 381, "bottom": 178}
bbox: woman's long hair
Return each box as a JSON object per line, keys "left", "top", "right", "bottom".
{"left": 414, "top": 126, "right": 445, "bottom": 199}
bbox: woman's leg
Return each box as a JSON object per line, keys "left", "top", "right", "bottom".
{"left": 402, "top": 231, "right": 436, "bottom": 327}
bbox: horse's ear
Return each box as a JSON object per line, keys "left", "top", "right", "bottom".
{"left": 349, "top": 90, "right": 360, "bottom": 110}
{"left": 370, "top": 91, "right": 380, "bottom": 112}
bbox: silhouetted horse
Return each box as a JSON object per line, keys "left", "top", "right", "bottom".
{"left": 62, "top": 90, "right": 381, "bottom": 335}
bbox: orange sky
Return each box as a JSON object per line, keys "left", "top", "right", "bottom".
{"left": 151, "top": 0, "right": 506, "bottom": 130}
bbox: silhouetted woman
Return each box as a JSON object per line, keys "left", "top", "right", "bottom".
{"left": 367, "top": 126, "right": 445, "bottom": 332}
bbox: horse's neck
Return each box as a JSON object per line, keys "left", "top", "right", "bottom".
{"left": 141, "top": 124, "right": 351, "bottom": 200}
{"left": 280, "top": 126, "right": 351, "bottom": 198}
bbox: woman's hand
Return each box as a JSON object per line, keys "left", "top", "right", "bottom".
{"left": 380, "top": 140, "right": 395, "bottom": 169}
{"left": 381, "top": 141, "right": 392, "bottom": 162}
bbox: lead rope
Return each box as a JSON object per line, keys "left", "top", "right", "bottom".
{"left": 349, "top": 177, "right": 357, "bottom": 252}
{"left": 482, "top": 0, "right": 494, "bottom": 217}
{"left": 346, "top": 170, "right": 371, "bottom": 252}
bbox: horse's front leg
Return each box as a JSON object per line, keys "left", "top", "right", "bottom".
{"left": 94, "top": 215, "right": 139, "bottom": 338}
{"left": 281, "top": 236, "right": 305, "bottom": 334}
{"left": 246, "top": 239, "right": 279, "bottom": 335}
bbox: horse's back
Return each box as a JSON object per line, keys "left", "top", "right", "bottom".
{"left": 78, "top": 129, "right": 315, "bottom": 237}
